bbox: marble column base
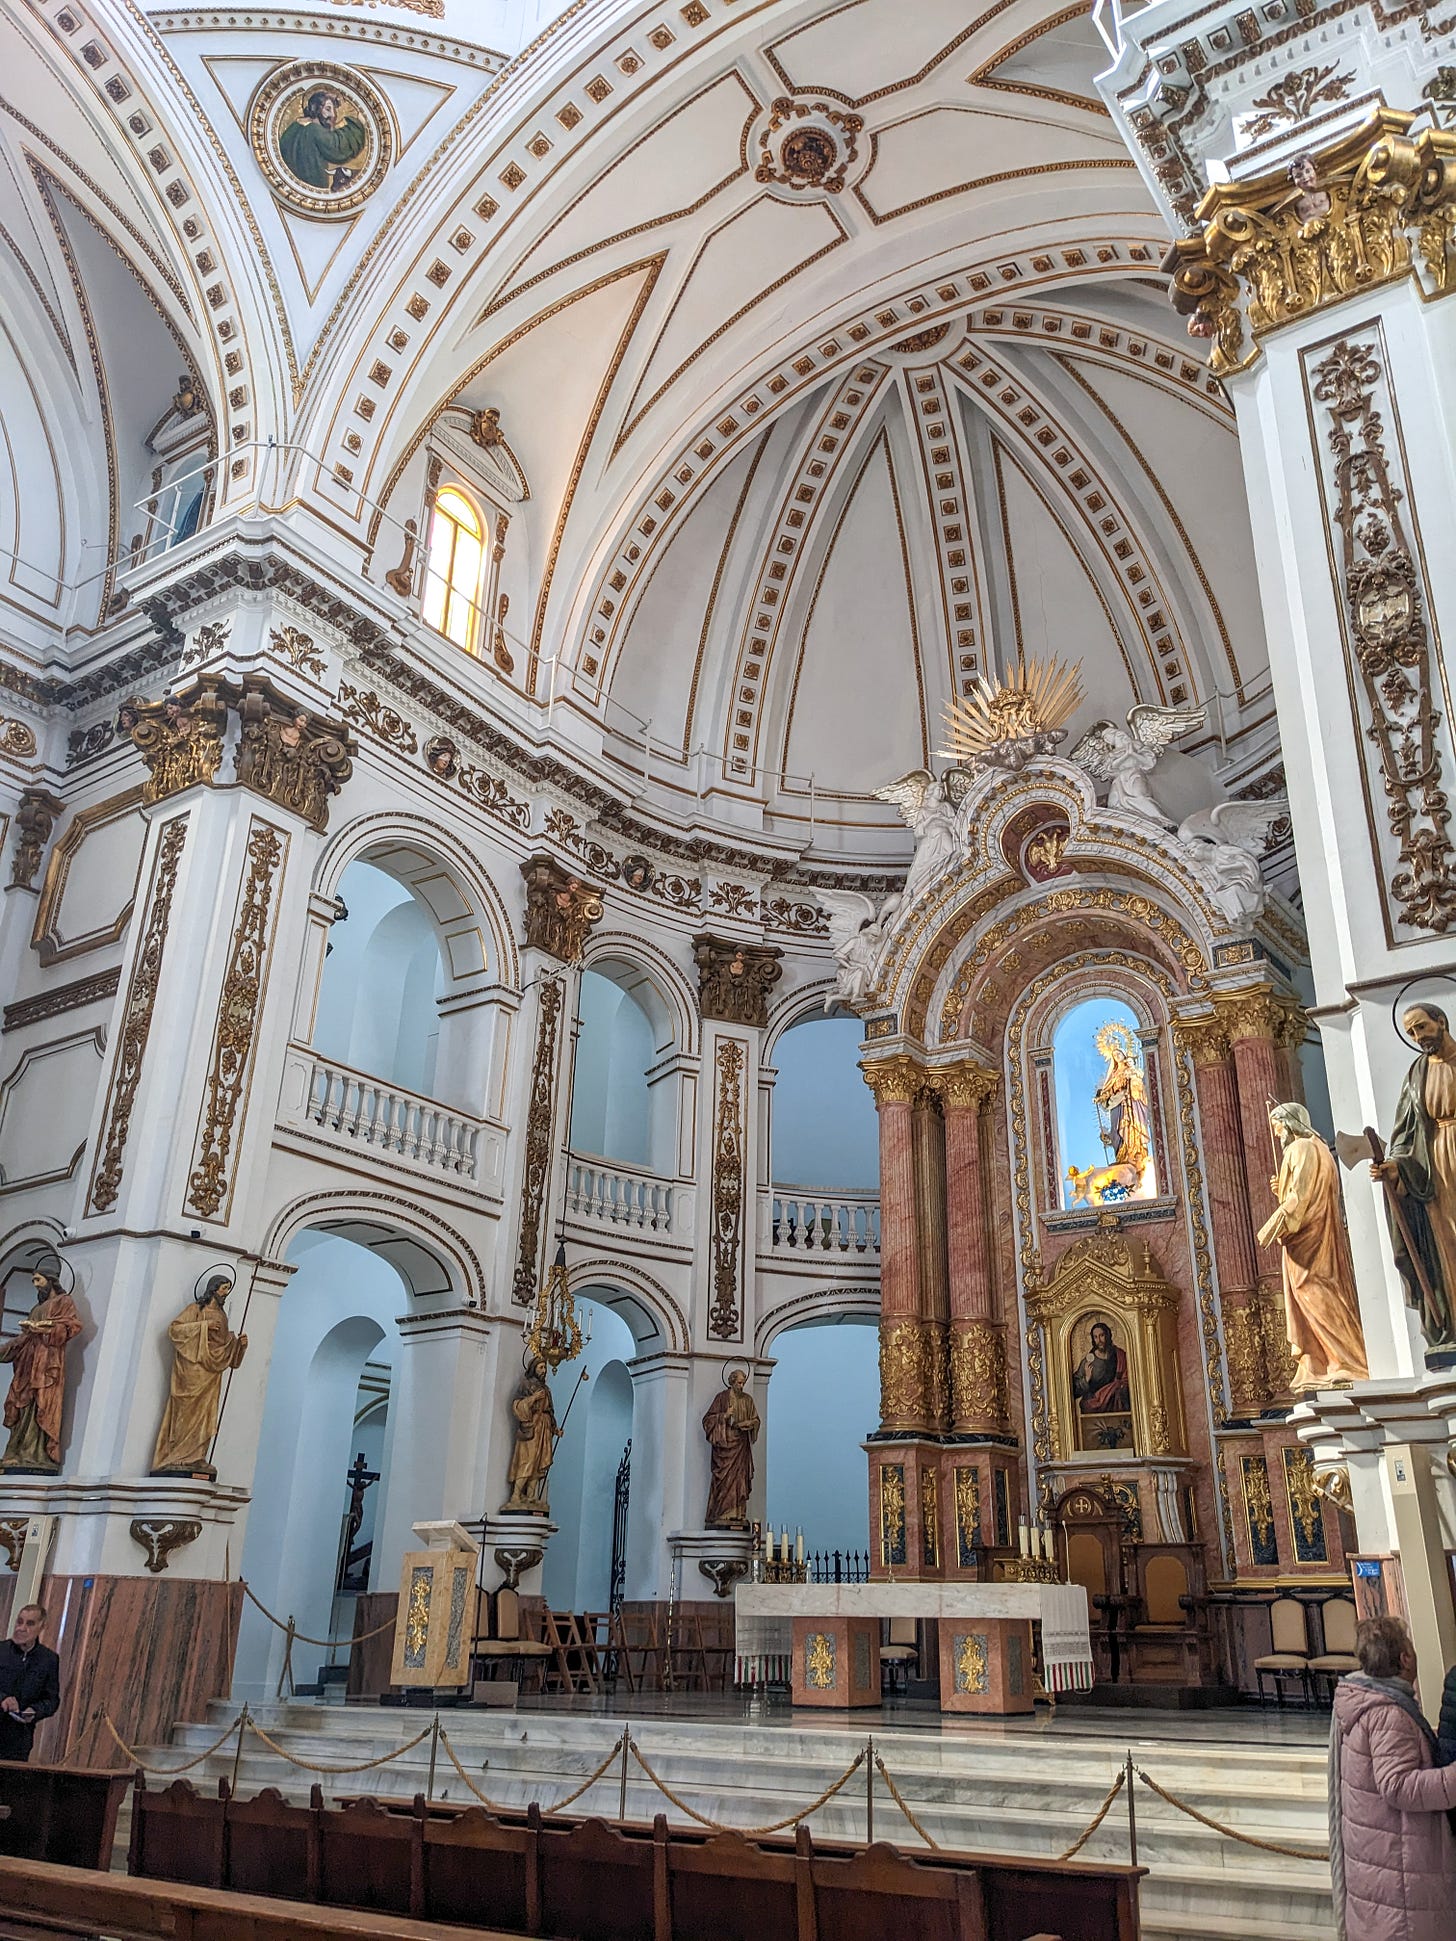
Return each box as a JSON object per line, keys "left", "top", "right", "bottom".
{"left": 791, "top": 1615, "right": 880, "bottom": 1708}
{"left": 937, "top": 1615, "right": 1034, "bottom": 1716}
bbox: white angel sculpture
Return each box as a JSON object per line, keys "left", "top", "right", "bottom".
{"left": 1070, "top": 704, "right": 1206, "bottom": 826}
{"left": 816, "top": 890, "right": 901, "bottom": 1009}
{"left": 1175, "top": 799, "right": 1287, "bottom": 931}
{"left": 874, "top": 769, "right": 963, "bottom": 910}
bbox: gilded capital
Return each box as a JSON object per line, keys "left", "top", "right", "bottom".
{"left": 1166, "top": 108, "right": 1456, "bottom": 378}
{"left": 1215, "top": 989, "right": 1306, "bottom": 1048}
{"left": 693, "top": 933, "right": 783, "bottom": 1028}
{"left": 521, "top": 855, "right": 605, "bottom": 964}
{"left": 860, "top": 1054, "right": 924, "bottom": 1107}
{"left": 929, "top": 1060, "right": 1000, "bottom": 1110}
{"left": 1173, "top": 1015, "right": 1231, "bottom": 1068}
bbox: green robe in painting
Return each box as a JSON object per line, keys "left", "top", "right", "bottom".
{"left": 279, "top": 115, "right": 366, "bottom": 192}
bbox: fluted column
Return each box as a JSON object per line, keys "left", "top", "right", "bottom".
{"left": 912, "top": 1085, "right": 950, "bottom": 1431}
{"left": 1179, "top": 1016, "right": 1267, "bottom": 1417}
{"left": 862, "top": 1055, "right": 932, "bottom": 1435}
{"left": 935, "top": 1062, "right": 1008, "bottom": 1435}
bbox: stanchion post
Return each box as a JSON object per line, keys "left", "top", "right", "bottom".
{"left": 231, "top": 1704, "right": 249, "bottom": 1797}
{"left": 426, "top": 1716, "right": 440, "bottom": 1802}
{"left": 618, "top": 1728, "right": 630, "bottom": 1823}
{"left": 865, "top": 1736, "right": 874, "bottom": 1847}
{"left": 1124, "top": 1751, "right": 1137, "bottom": 1866}
{"left": 276, "top": 1618, "right": 297, "bottom": 1702}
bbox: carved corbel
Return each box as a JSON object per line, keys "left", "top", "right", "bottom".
{"left": 0, "top": 1520, "right": 28, "bottom": 1570}
{"left": 119, "top": 681, "right": 228, "bottom": 804}
{"left": 232, "top": 677, "right": 354, "bottom": 833}
{"left": 7, "top": 789, "right": 66, "bottom": 891}
{"left": 692, "top": 934, "right": 783, "bottom": 1028}
{"left": 520, "top": 855, "right": 604, "bottom": 963}
{"left": 130, "top": 1518, "right": 202, "bottom": 1573}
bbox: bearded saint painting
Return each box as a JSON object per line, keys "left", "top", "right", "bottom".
{"left": 1072, "top": 1319, "right": 1133, "bottom": 1450}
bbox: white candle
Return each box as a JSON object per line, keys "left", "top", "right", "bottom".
{"left": 1018, "top": 1519, "right": 1030, "bottom": 1559}
{"left": 781, "top": 1527, "right": 790, "bottom": 1562}
{"left": 796, "top": 1530, "right": 804, "bottom": 1565}
{"left": 765, "top": 1529, "right": 775, "bottom": 1564}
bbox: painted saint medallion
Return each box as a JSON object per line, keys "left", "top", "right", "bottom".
{"left": 249, "top": 62, "right": 393, "bottom": 220}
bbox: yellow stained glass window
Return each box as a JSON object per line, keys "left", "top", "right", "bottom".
{"left": 422, "top": 487, "right": 484, "bottom": 651}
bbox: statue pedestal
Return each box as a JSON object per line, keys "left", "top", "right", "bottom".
{"left": 668, "top": 1528, "right": 754, "bottom": 1599}
{"left": 475, "top": 1512, "right": 557, "bottom": 1596}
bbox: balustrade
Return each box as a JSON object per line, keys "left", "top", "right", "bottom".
{"left": 768, "top": 1191, "right": 880, "bottom": 1257}
{"left": 565, "top": 1156, "right": 675, "bottom": 1232}
{"left": 280, "top": 1047, "right": 481, "bottom": 1179}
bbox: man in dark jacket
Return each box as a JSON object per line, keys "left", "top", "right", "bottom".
{"left": 0, "top": 1604, "right": 60, "bottom": 1761}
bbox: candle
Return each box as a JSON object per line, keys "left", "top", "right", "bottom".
{"left": 796, "top": 1529, "right": 804, "bottom": 1565}
{"left": 765, "top": 1528, "right": 774, "bottom": 1564}
{"left": 781, "top": 1528, "right": 790, "bottom": 1562}
{"left": 1018, "top": 1519, "right": 1030, "bottom": 1559}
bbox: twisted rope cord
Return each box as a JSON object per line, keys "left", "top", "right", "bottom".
{"left": 1135, "top": 1768, "right": 1329, "bottom": 1863}
{"left": 239, "top": 1577, "right": 395, "bottom": 1649}
{"left": 437, "top": 1727, "right": 625, "bottom": 1817}
{"left": 1056, "top": 1768, "right": 1126, "bottom": 1862}
{"left": 628, "top": 1734, "right": 865, "bottom": 1838}
{"left": 872, "top": 1752, "right": 940, "bottom": 1850}
{"left": 101, "top": 1712, "right": 245, "bottom": 1776}
{"left": 245, "top": 1718, "right": 432, "bottom": 1774}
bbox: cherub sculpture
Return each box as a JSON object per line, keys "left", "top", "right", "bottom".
{"left": 1175, "top": 798, "right": 1288, "bottom": 930}
{"left": 874, "top": 769, "right": 963, "bottom": 909}
{"left": 1070, "top": 704, "right": 1206, "bottom": 826}
{"left": 816, "top": 889, "right": 901, "bottom": 1009}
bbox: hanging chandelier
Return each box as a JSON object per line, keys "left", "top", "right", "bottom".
{"left": 525, "top": 1238, "right": 582, "bottom": 1371}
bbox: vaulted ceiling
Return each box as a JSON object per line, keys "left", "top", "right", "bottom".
{"left": 0, "top": 0, "right": 1280, "bottom": 852}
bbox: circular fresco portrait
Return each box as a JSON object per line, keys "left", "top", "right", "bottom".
{"left": 249, "top": 62, "right": 393, "bottom": 220}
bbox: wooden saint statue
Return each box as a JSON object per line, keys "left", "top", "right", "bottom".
{"left": 501, "top": 1356, "right": 558, "bottom": 1515}
{"left": 703, "top": 1369, "right": 759, "bottom": 1528}
{"left": 151, "top": 1274, "right": 247, "bottom": 1477}
{"left": 1258, "top": 1104, "right": 1369, "bottom": 1387}
{"left": 1368, "top": 1003, "right": 1456, "bottom": 1348}
{"left": 0, "top": 1267, "right": 81, "bottom": 1471}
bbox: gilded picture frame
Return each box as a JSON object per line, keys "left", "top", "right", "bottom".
{"left": 248, "top": 61, "right": 394, "bottom": 221}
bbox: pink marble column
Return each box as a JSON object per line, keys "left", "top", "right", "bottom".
{"left": 863, "top": 1056, "right": 930, "bottom": 1434}
{"left": 1183, "top": 1018, "right": 1266, "bottom": 1417}
{"left": 938, "top": 1063, "right": 1006, "bottom": 1434}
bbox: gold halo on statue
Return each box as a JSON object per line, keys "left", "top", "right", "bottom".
{"left": 31, "top": 1249, "right": 74, "bottom": 1294}
{"left": 193, "top": 1264, "right": 237, "bottom": 1305}
{"left": 1093, "top": 1020, "right": 1141, "bottom": 1066}
{"left": 1391, "top": 976, "right": 1456, "bottom": 1049}
{"left": 720, "top": 1360, "right": 751, "bottom": 1389}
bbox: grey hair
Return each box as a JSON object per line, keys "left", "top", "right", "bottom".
{"left": 1269, "top": 1103, "right": 1315, "bottom": 1138}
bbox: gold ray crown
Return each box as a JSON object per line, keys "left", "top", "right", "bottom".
{"left": 938, "top": 656, "right": 1084, "bottom": 761}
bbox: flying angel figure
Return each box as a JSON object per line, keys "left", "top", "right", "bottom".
{"left": 874, "top": 769, "right": 962, "bottom": 910}
{"left": 816, "top": 888, "right": 900, "bottom": 1009}
{"left": 1070, "top": 704, "right": 1207, "bottom": 827}
{"left": 1175, "top": 798, "right": 1288, "bottom": 930}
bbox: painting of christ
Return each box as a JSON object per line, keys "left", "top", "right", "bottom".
{"left": 1072, "top": 1317, "right": 1134, "bottom": 1451}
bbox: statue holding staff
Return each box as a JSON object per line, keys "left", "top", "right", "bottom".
{"left": 501, "top": 1356, "right": 559, "bottom": 1515}
{"left": 151, "top": 1271, "right": 247, "bottom": 1477}
{"left": 1367, "top": 1003, "right": 1456, "bottom": 1348}
{"left": 1258, "top": 1104, "right": 1369, "bottom": 1388}
{"left": 703, "top": 1368, "right": 760, "bottom": 1528}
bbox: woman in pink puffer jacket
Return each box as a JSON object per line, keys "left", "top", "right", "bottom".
{"left": 1329, "top": 1615, "right": 1456, "bottom": 1941}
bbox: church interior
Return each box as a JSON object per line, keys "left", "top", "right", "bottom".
{"left": 0, "top": 1, "right": 1455, "bottom": 1937}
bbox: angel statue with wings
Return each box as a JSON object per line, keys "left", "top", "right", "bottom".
{"left": 874, "top": 769, "right": 965, "bottom": 911}
{"left": 816, "top": 889, "right": 901, "bottom": 1009}
{"left": 1174, "top": 798, "right": 1287, "bottom": 931}
{"left": 1070, "top": 704, "right": 1206, "bottom": 826}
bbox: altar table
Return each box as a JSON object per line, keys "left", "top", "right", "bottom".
{"left": 733, "top": 1582, "right": 1093, "bottom": 1714}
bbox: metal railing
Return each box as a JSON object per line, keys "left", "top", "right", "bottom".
{"left": 768, "top": 1191, "right": 881, "bottom": 1257}
{"left": 279, "top": 1046, "right": 482, "bottom": 1179}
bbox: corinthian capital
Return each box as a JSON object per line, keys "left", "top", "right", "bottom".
{"left": 860, "top": 1054, "right": 924, "bottom": 1107}
{"left": 928, "top": 1060, "right": 999, "bottom": 1110}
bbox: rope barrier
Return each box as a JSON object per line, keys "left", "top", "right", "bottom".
{"left": 627, "top": 1733, "right": 866, "bottom": 1838}
{"left": 437, "top": 1727, "right": 625, "bottom": 1818}
{"left": 239, "top": 1578, "right": 396, "bottom": 1650}
{"left": 245, "top": 1718, "right": 433, "bottom": 1775}
{"left": 1056, "top": 1768, "right": 1126, "bottom": 1862}
{"left": 872, "top": 1752, "right": 940, "bottom": 1850}
{"left": 1135, "top": 1768, "right": 1329, "bottom": 1863}
{"left": 101, "top": 1713, "right": 246, "bottom": 1776}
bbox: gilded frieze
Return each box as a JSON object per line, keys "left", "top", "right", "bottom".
{"left": 1282, "top": 1446, "right": 1330, "bottom": 1565}
{"left": 1241, "top": 1454, "right": 1279, "bottom": 1567}
{"left": 879, "top": 1464, "right": 907, "bottom": 1568}
{"left": 878, "top": 1319, "right": 939, "bottom": 1434}
{"left": 953, "top": 1632, "right": 989, "bottom": 1695}
{"left": 920, "top": 1465, "right": 939, "bottom": 1570}
{"left": 954, "top": 1465, "right": 981, "bottom": 1566}
{"left": 708, "top": 1038, "right": 746, "bottom": 1342}
{"left": 185, "top": 820, "right": 290, "bottom": 1222}
{"left": 88, "top": 815, "right": 189, "bottom": 1215}
{"left": 949, "top": 1319, "right": 1009, "bottom": 1433}
{"left": 511, "top": 975, "right": 563, "bottom": 1307}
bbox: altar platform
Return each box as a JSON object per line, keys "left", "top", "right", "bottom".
{"left": 140, "top": 1695, "right": 1334, "bottom": 1941}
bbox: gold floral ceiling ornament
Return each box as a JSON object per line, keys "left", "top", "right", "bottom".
{"left": 938, "top": 657, "right": 1084, "bottom": 771}
{"left": 1166, "top": 108, "right": 1456, "bottom": 379}
{"left": 754, "top": 96, "right": 866, "bottom": 198}
{"left": 248, "top": 61, "right": 395, "bottom": 221}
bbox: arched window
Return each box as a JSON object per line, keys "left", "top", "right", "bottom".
{"left": 422, "top": 487, "right": 485, "bottom": 650}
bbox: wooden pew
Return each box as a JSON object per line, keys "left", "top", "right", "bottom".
{"left": 0, "top": 1760, "right": 131, "bottom": 1870}
{"left": 0, "top": 1853, "right": 515, "bottom": 1941}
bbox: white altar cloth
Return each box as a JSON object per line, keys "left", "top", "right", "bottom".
{"left": 732, "top": 1581, "right": 1094, "bottom": 1693}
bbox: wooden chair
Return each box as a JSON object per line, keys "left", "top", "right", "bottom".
{"left": 221, "top": 1781, "right": 319, "bottom": 1902}
{"left": 540, "top": 1610, "right": 599, "bottom": 1695}
{"left": 1307, "top": 1595, "right": 1359, "bottom": 1702}
{"left": 473, "top": 1587, "right": 553, "bottom": 1695}
{"left": 1253, "top": 1597, "right": 1311, "bottom": 1706}
{"left": 880, "top": 1616, "right": 919, "bottom": 1693}
{"left": 612, "top": 1606, "right": 664, "bottom": 1693}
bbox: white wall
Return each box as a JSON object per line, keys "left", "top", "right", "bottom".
{"left": 569, "top": 969, "right": 653, "bottom": 1166}
{"left": 232, "top": 1233, "right": 404, "bottom": 1700}
{"left": 540, "top": 1295, "right": 637, "bottom": 1609}
{"left": 765, "top": 1320, "right": 878, "bottom": 1559}
{"left": 313, "top": 861, "right": 443, "bottom": 1093}
{"left": 770, "top": 1016, "right": 879, "bottom": 1189}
